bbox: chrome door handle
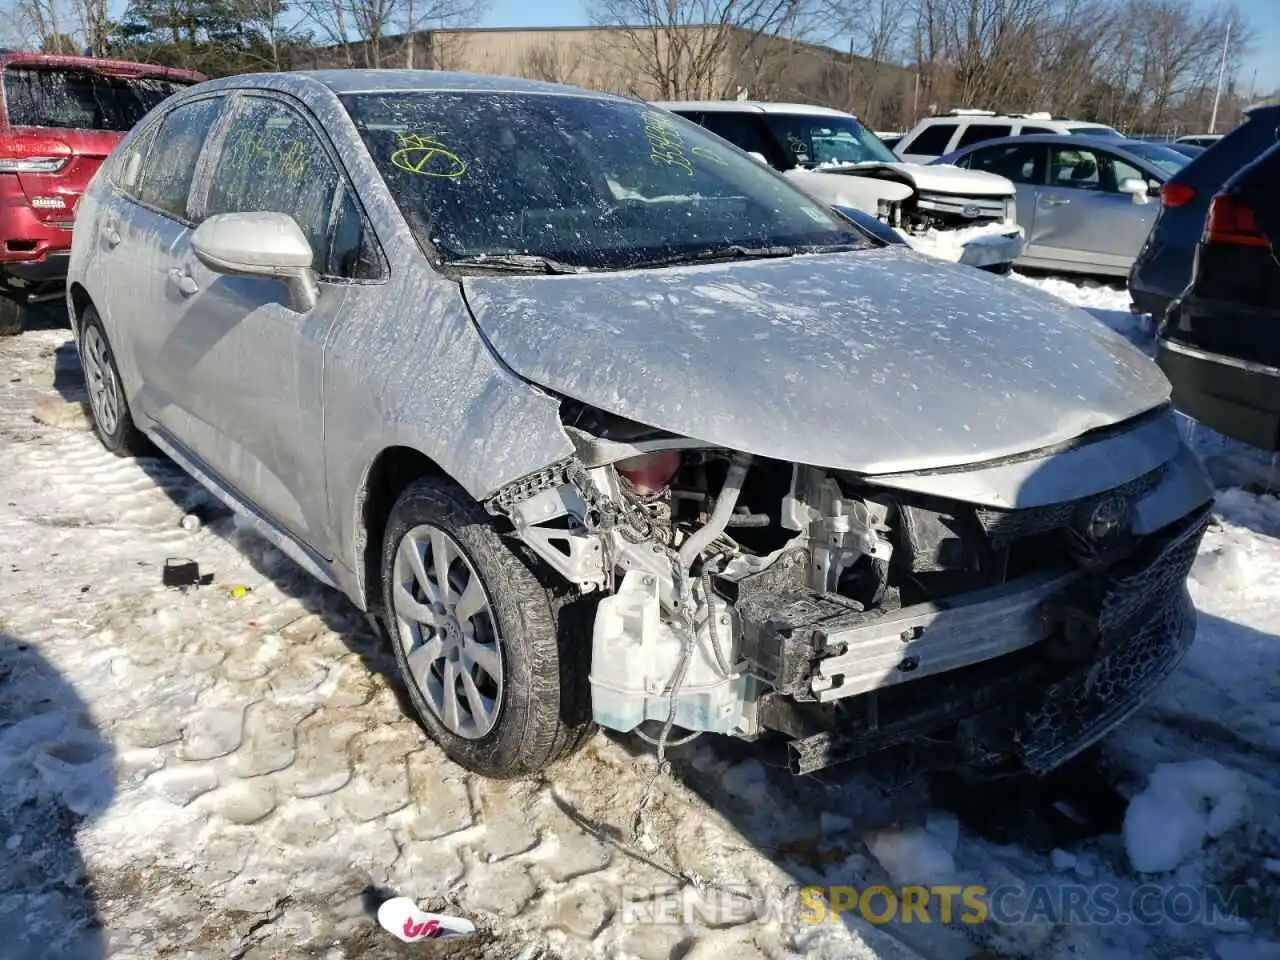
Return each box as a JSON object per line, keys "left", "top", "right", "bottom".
{"left": 1039, "top": 197, "right": 1071, "bottom": 207}
{"left": 104, "top": 225, "right": 121, "bottom": 247}
{"left": 168, "top": 267, "right": 199, "bottom": 296}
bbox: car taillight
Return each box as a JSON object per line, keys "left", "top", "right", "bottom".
{"left": 1160, "top": 182, "right": 1196, "bottom": 208}
{"left": 616, "top": 450, "right": 682, "bottom": 495}
{"left": 0, "top": 135, "right": 72, "bottom": 174}
{"left": 1204, "top": 194, "right": 1269, "bottom": 248}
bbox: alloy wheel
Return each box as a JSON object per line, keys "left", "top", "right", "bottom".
{"left": 82, "top": 325, "right": 121, "bottom": 437}
{"left": 391, "top": 524, "right": 504, "bottom": 739}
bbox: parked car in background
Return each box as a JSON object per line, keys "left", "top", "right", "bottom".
{"left": 1156, "top": 141, "right": 1280, "bottom": 451}
{"left": 894, "top": 110, "right": 1122, "bottom": 163}
{"left": 1175, "top": 134, "right": 1223, "bottom": 148}
{"left": 657, "top": 100, "right": 1024, "bottom": 271}
{"left": 1130, "top": 104, "right": 1280, "bottom": 320}
{"left": 0, "top": 53, "right": 205, "bottom": 335}
{"left": 70, "top": 70, "right": 1213, "bottom": 782}
{"left": 1166, "top": 143, "right": 1206, "bottom": 159}
{"left": 936, "top": 134, "right": 1190, "bottom": 277}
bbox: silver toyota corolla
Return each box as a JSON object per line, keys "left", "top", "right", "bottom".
{"left": 67, "top": 70, "right": 1214, "bottom": 780}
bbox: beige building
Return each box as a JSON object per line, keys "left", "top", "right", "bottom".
{"left": 299, "top": 25, "right": 917, "bottom": 129}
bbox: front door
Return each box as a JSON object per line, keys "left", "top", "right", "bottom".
{"left": 1029, "top": 145, "right": 1157, "bottom": 271}
{"left": 155, "top": 92, "right": 380, "bottom": 550}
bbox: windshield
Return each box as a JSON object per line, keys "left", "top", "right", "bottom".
{"left": 1121, "top": 142, "right": 1190, "bottom": 176}
{"left": 2, "top": 67, "right": 192, "bottom": 132}
{"left": 1069, "top": 126, "right": 1121, "bottom": 138}
{"left": 760, "top": 113, "right": 899, "bottom": 167}
{"left": 341, "top": 92, "right": 869, "bottom": 270}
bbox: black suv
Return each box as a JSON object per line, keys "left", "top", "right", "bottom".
{"left": 1155, "top": 141, "right": 1280, "bottom": 451}
{"left": 1130, "top": 104, "right": 1280, "bottom": 320}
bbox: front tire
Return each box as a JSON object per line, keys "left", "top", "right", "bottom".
{"left": 380, "top": 477, "right": 595, "bottom": 778}
{"left": 79, "top": 307, "right": 148, "bottom": 456}
{"left": 0, "top": 296, "right": 24, "bottom": 336}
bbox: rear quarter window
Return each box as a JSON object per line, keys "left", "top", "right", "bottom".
{"left": 901, "top": 123, "right": 956, "bottom": 155}
{"left": 955, "top": 124, "right": 1012, "bottom": 148}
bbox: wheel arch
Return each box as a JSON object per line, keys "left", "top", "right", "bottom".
{"left": 67, "top": 282, "right": 94, "bottom": 338}
{"left": 356, "top": 445, "right": 449, "bottom": 614}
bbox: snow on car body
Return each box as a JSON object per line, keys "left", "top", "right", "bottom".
{"left": 655, "top": 100, "right": 1025, "bottom": 271}
{"left": 68, "top": 69, "right": 1213, "bottom": 780}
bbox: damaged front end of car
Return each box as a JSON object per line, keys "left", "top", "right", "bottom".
{"left": 485, "top": 403, "right": 1213, "bottom": 778}
{"left": 783, "top": 162, "right": 1025, "bottom": 272}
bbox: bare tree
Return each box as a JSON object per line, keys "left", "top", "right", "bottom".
{"left": 588, "top": 0, "right": 813, "bottom": 100}
{"left": 519, "top": 38, "right": 581, "bottom": 84}
{"left": 299, "top": 0, "right": 487, "bottom": 68}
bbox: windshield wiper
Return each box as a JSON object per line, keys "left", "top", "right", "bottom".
{"left": 447, "top": 254, "right": 580, "bottom": 275}
{"left": 628, "top": 244, "right": 798, "bottom": 269}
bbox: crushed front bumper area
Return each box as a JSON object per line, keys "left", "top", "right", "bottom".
{"left": 750, "top": 505, "right": 1210, "bottom": 775}
{"left": 901, "top": 225, "right": 1025, "bottom": 271}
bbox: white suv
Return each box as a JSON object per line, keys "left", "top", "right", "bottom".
{"left": 895, "top": 111, "right": 1122, "bottom": 163}
{"left": 656, "top": 100, "right": 1024, "bottom": 271}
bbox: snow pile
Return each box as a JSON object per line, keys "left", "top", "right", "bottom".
{"left": 1122, "top": 760, "right": 1249, "bottom": 873}
{"left": 1012, "top": 272, "right": 1150, "bottom": 347}
{"left": 865, "top": 824, "right": 957, "bottom": 884}
{"left": 907, "top": 221, "right": 1023, "bottom": 266}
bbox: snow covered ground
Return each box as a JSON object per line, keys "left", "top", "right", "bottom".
{"left": 2, "top": 274, "right": 1279, "bottom": 960}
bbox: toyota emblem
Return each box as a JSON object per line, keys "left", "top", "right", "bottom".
{"left": 961, "top": 204, "right": 981, "bottom": 218}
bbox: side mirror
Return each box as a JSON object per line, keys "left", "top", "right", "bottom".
{"left": 747, "top": 151, "right": 771, "bottom": 166}
{"left": 191, "top": 211, "right": 318, "bottom": 312}
{"left": 1118, "top": 178, "right": 1149, "bottom": 204}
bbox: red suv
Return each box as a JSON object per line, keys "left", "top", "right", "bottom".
{"left": 0, "top": 53, "right": 205, "bottom": 335}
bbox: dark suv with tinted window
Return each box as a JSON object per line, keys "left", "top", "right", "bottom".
{"left": 1129, "top": 104, "right": 1280, "bottom": 321}
{"left": 1156, "top": 141, "right": 1280, "bottom": 451}
{"left": 0, "top": 54, "right": 205, "bottom": 335}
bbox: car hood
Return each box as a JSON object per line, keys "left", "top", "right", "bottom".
{"left": 822, "top": 161, "right": 1015, "bottom": 197}
{"left": 462, "top": 247, "right": 1171, "bottom": 476}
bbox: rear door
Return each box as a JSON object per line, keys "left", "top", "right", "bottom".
{"left": 0, "top": 62, "right": 195, "bottom": 228}
{"left": 117, "top": 95, "right": 227, "bottom": 425}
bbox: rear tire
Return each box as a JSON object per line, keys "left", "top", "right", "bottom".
{"left": 79, "top": 307, "right": 149, "bottom": 456}
{"left": 0, "top": 297, "right": 24, "bottom": 336}
{"left": 380, "top": 477, "right": 595, "bottom": 778}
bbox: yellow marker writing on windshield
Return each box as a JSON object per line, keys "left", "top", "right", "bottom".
{"left": 390, "top": 133, "right": 467, "bottom": 179}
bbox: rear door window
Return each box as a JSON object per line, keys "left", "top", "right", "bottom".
{"left": 955, "top": 124, "right": 1012, "bottom": 148}
{"left": 901, "top": 123, "right": 956, "bottom": 155}
{"left": 135, "top": 97, "right": 223, "bottom": 221}
{"left": 964, "top": 142, "right": 1045, "bottom": 184}
{"left": 1020, "top": 126, "right": 1057, "bottom": 135}
{"left": 2, "top": 66, "right": 192, "bottom": 132}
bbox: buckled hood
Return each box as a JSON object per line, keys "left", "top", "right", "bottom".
{"left": 463, "top": 247, "right": 1171, "bottom": 476}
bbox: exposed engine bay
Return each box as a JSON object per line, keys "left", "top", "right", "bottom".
{"left": 485, "top": 405, "right": 1210, "bottom": 776}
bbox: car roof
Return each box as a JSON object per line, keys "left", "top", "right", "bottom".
{"left": 654, "top": 100, "right": 854, "bottom": 118}
{"left": 944, "top": 133, "right": 1171, "bottom": 152}
{"left": 0, "top": 51, "right": 205, "bottom": 82}
{"left": 916, "top": 115, "right": 1112, "bottom": 129}
{"left": 204, "top": 68, "right": 624, "bottom": 100}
